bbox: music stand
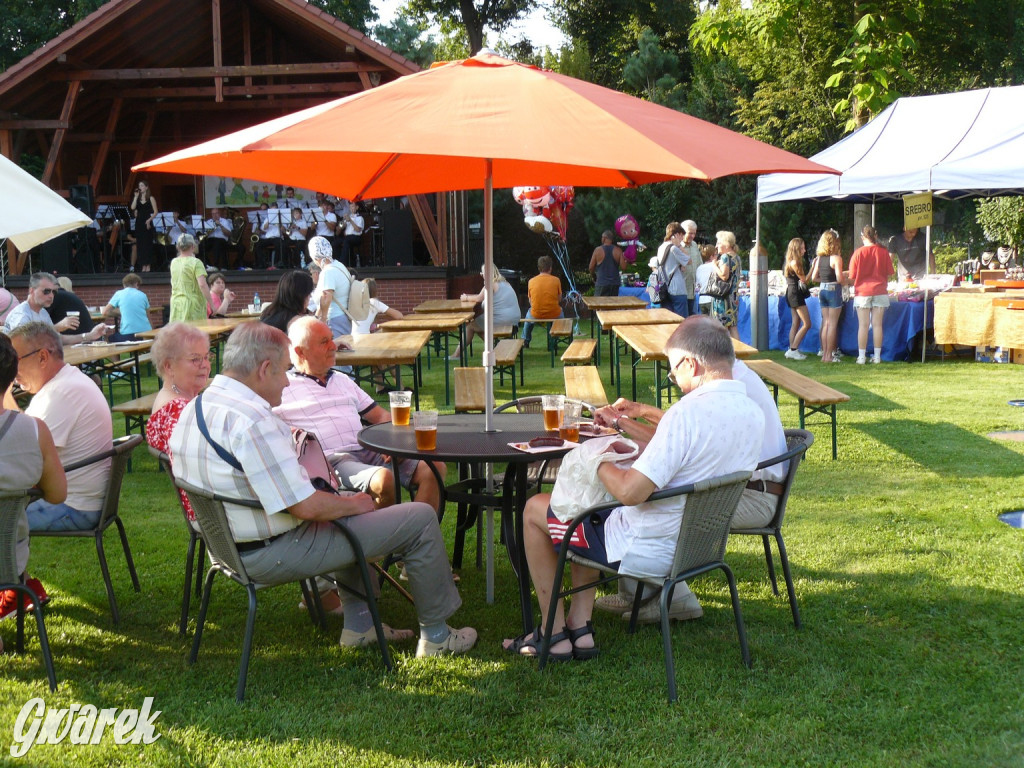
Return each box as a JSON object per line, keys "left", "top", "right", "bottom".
{"left": 265, "top": 208, "right": 288, "bottom": 267}
{"left": 109, "top": 205, "right": 132, "bottom": 271}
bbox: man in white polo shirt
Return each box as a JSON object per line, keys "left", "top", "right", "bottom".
{"left": 4, "top": 322, "right": 112, "bottom": 531}
{"left": 503, "top": 315, "right": 763, "bottom": 659}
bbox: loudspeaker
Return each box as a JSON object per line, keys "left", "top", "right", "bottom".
{"left": 381, "top": 209, "right": 413, "bottom": 266}
{"left": 69, "top": 184, "right": 94, "bottom": 216}
{"left": 39, "top": 233, "right": 71, "bottom": 274}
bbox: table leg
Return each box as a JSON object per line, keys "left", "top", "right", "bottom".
{"left": 608, "top": 327, "right": 615, "bottom": 386}
{"left": 500, "top": 464, "right": 534, "bottom": 633}
{"left": 655, "top": 360, "right": 663, "bottom": 410}
{"left": 631, "top": 346, "right": 638, "bottom": 403}
{"left": 443, "top": 333, "right": 452, "bottom": 405}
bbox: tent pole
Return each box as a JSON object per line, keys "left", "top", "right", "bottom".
{"left": 483, "top": 161, "right": 495, "bottom": 432}
{"left": 923, "top": 224, "right": 931, "bottom": 363}
{"left": 752, "top": 202, "right": 767, "bottom": 350}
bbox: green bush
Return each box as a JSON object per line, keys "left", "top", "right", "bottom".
{"left": 933, "top": 243, "right": 967, "bottom": 274}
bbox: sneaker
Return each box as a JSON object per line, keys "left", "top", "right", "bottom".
{"left": 871, "top": 356, "right": 881, "bottom": 364}
{"left": 817, "top": 350, "right": 825, "bottom": 357}
{"left": 594, "top": 593, "right": 635, "bottom": 614}
{"left": 0, "top": 590, "right": 33, "bottom": 620}
{"left": 856, "top": 355, "right": 866, "bottom": 365}
{"left": 416, "top": 626, "right": 478, "bottom": 657}
{"left": 784, "top": 349, "right": 807, "bottom": 360}
{"left": 831, "top": 351, "right": 842, "bottom": 363}
{"left": 623, "top": 595, "right": 704, "bottom": 624}
{"left": 25, "top": 577, "right": 48, "bottom": 607}
{"left": 339, "top": 623, "right": 415, "bottom": 648}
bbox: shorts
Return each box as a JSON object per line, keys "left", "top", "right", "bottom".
{"left": 818, "top": 286, "right": 843, "bottom": 309}
{"left": 853, "top": 294, "right": 890, "bottom": 309}
{"left": 332, "top": 448, "right": 418, "bottom": 493}
{"left": 546, "top": 506, "right": 620, "bottom": 569}
{"left": 785, "top": 286, "right": 806, "bottom": 309}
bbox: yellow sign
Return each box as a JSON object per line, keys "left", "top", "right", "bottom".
{"left": 903, "top": 192, "right": 933, "bottom": 229}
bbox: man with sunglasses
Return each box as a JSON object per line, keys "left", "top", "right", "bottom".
{"left": 3, "top": 273, "right": 108, "bottom": 344}
{"left": 503, "top": 315, "right": 763, "bottom": 661}
{"left": 2, "top": 322, "right": 112, "bottom": 533}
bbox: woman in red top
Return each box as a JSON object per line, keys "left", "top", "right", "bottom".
{"left": 847, "top": 225, "right": 895, "bottom": 364}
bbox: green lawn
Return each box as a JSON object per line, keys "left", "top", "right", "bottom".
{"left": 2, "top": 328, "right": 1023, "bottom": 767}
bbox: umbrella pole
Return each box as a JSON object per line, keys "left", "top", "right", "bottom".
{"left": 484, "top": 161, "right": 496, "bottom": 432}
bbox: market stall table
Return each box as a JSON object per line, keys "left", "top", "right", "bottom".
{"left": 594, "top": 308, "right": 683, "bottom": 384}
{"left": 359, "top": 413, "right": 574, "bottom": 631}
{"left": 379, "top": 312, "right": 474, "bottom": 405}
{"left": 934, "top": 291, "right": 1024, "bottom": 351}
{"left": 334, "top": 330, "right": 431, "bottom": 408}
{"left": 737, "top": 295, "right": 931, "bottom": 361}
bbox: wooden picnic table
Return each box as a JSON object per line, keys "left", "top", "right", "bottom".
{"left": 379, "top": 312, "right": 474, "bottom": 405}
{"left": 413, "top": 299, "right": 477, "bottom": 314}
{"left": 594, "top": 308, "right": 683, "bottom": 385}
{"left": 335, "top": 330, "right": 431, "bottom": 409}
{"left": 581, "top": 295, "right": 648, "bottom": 312}
{"left": 65, "top": 340, "right": 154, "bottom": 405}
{"left": 613, "top": 324, "right": 757, "bottom": 407}
{"left": 137, "top": 316, "right": 250, "bottom": 339}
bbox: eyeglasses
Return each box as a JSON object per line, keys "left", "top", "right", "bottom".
{"left": 181, "top": 353, "right": 211, "bottom": 366}
{"left": 18, "top": 348, "right": 43, "bottom": 361}
{"left": 669, "top": 355, "right": 694, "bottom": 385}
{"left": 39, "top": 288, "right": 56, "bottom": 296}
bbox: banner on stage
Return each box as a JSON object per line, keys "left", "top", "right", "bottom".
{"left": 203, "top": 176, "right": 317, "bottom": 210}
{"left": 903, "top": 192, "right": 933, "bottom": 229}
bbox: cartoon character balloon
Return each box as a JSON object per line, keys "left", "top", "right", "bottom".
{"left": 615, "top": 214, "right": 645, "bottom": 265}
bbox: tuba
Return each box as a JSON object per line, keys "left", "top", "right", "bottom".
{"left": 228, "top": 209, "right": 247, "bottom": 247}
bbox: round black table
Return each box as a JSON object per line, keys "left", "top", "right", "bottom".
{"left": 359, "top": 413, "right": 574, "bottom": 632}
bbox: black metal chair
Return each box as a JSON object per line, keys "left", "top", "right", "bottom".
{"left": 730, "top": 428, "right": 814, "bottom": 629}
{"left": 30, "top": 435, "right": 143, "bottom": 625}
{"left": 149, "top": 447, "right": 206, "bottom": 635}
{"left": 174, "top": 477, "right": 392, "bottom": 702}
{"left": 539, "top": 470, "right": 752, "bottom": 703}
{"left": 0, "top": 491, "right": 57, "bottom": 691}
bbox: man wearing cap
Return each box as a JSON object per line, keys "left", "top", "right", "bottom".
{"left": 522, "top": 255, "right": 563, "bottom": 348}
{"left": 308, "top": 236, "right": 353, "bottom": 337}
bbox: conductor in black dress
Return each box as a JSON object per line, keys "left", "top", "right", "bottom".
{"left": 130, "top": 180, "right": 158, "bottom": 273}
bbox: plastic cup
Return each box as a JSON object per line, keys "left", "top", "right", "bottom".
{"left": 559, "top": 400, "right": 582, "bottom": 443}
{"left": 413, "top": 410, "right": 438, "bottom": 451}
{"left": 389, "top": 391, "right": 412, "bottom": 426}
{"left": 542, "top": 394, "right": 564, "bottom": 432}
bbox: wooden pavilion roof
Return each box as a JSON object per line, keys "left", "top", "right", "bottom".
{"left": 0, "top": 0, "right": 421, "bottom": 198}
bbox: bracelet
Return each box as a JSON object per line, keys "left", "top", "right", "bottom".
{"left": 613, "top": 415, "right": 625, "bottom": 430}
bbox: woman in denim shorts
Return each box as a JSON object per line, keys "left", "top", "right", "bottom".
{"left": 813, "top": 229, "right": 845, "bottom": 363}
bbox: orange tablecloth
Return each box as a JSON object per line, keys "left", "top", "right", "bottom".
{"left": 934, "top": 292, "right": 1024, "bottom": 348}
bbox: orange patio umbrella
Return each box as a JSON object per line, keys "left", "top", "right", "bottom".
{"left": 136, "top": 52, "right": 837, "bottom": 425}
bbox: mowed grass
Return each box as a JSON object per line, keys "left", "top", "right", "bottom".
{"left": 2, "top": 323, "right": 1023, "bottom": 767}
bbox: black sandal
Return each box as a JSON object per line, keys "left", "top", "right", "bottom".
{"left": 567, "top": 621, "right": 600, "bottom": 661}
{"left": 504, "top": 629, "right": 574, "bottom": 662}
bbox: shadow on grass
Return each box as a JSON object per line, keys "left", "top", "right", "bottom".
{"left": 819, "top": 379, "right": 905, "bottom": 412}
{"left": 857, "top": 419, "right": 1023, "bottom": 476}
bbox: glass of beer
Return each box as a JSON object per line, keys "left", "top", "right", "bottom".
{"left": 559, "top": 400, "right": 582, "bottom": 443}
{"left": 389, "top": 391, "right": 412, "bottom": 426}
{"left": 413, "top": 410, "right": 438, "bottom": 451}
{"left": 542, "top": 394, "right": 564, "bottom": 432}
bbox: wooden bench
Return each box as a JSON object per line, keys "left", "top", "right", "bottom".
{"left": 454, "top": 367, "right": 487, "bottom": 413}
{"left": 561, "top": 338, "right": 597, "bottom": 365}
{"left": 548, "top": 318, "right": 574, "bottom": 366}
{"left": 111, "top": 391, "right": 158, "bottom": 435}
{"left": 563, "top": 365, "right": 609, "bottom": 407}
{"left": 493, "top": 338, "right": 525, "bottom": 399}
{"left": 493, "top": 324, "right": 517, "bottom": 339}
{"left": 743, "top": 358, "right": 850, "bottom": 460}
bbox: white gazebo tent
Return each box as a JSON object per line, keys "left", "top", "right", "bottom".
{"left": 0, "top": 153, "right": 91, "bottom": 281}
{"left": 752, "top": 85, "right": 1024, "bottom": 352}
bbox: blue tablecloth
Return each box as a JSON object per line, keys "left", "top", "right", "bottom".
{"left": 618, "top": 286, "right": 653, "bottom": 306}
{"left": 738, "top": 295, "right": 931, "bottom": 362}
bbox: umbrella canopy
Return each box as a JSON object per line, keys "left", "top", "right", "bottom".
{"left": 0, "top": 153, "right": 91, "bottom": 252}
{"left": 136, "top": 52, "right": 836, "bottom": 196}
{"left": 137, "top": 52, "right": 836, "bottom": 428}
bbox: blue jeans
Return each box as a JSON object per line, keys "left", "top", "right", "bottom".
{"left": 522, "top": 309, "right": 562, "bottom": 343}
{"left": 27, "top": 500, "right": 100, "bottom": 532}
{"left": 667, "top": 292, "right": 691, "bottom": 318}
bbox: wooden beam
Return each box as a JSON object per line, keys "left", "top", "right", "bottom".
{"left": 212, "top": 0, "right": 223, "bottom": 103}
{"left": 42, "top": 80, "right": 80, "bottom": 186}
{"left": 51, "top": 62, "right": 388, "bottom": 81}
{"left": 118, "top": 82, "right": 360, "bottom": 99}
{"left": 89, "top": 97, "right": 122, "bottom": 192}
{"left": 0, "top": 130, "right": 12, "bottom": 159}
{"left": 242, "top": 6, "right": 253, "bottom": 89}
{"left": 437, "top": 194, "right": 448, "bottom": 266}
{"left": 146, "top": 96, "right": 334, "bottom": 113}
{"left": 358, "top": 71, "right": 372, "bottom": 90}
{"left": 0, "top": 119, "right": 68, "bottom": 130}
{"left": 64, "top": 133, "right": 114, "bottom": 143}
{"left": 407, "top": 195, "right": 440, "bottom": 265}
{"left": 123, "top": 110, "right": 156, "bottom": 198}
